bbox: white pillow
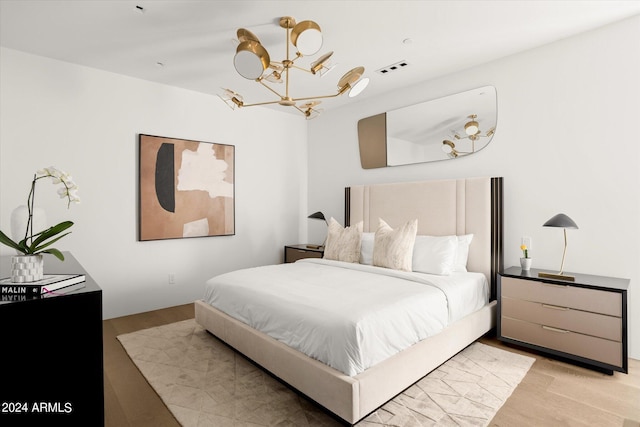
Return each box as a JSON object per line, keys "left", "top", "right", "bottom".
{"left": 373, "top": 218, "right": 418, "bottom": 271}
{"left": 323, "top": 218, "right": 363, "bottom": 263}
{"left": 360, "top": 232, "right": 375, "bottom": 265}
{"left": 412, "top": 235, "right": 458, "bottom": 275}
{"left": 453, "top": 234, "right": 474, "bottom": 272}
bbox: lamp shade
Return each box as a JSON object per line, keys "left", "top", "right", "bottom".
{"left": 308, "top": 211, "right": 326, "bottom": 221}
{"left": 348, "top": 77, "right": 369, "bottom": 98}
{"left": 338, "top": 67, "right": 365, "bottom": 91}
{"left": 543, "top": 213, "right": 578, "bottom": 229}
{"left": 311, "top": 51, "right": 333, "bottom": 74}
{"left": 291, "top": 20, "right": 323, "bottom": 55}
{"left": 464, "top": 120, "right": 479, "bottom": 135}
{"left": 442, "top": 140, "right": 455, "bottom": 153}
{"left": 234, "top": 40, "right": 270, "bottom": 80}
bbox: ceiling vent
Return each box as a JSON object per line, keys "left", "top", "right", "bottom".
{"left": 376, "top": 61, "right": 409, "bottom": 75}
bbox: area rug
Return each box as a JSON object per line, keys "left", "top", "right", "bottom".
{"left": 118, "top": 319, "right": 534, "bottom": 426}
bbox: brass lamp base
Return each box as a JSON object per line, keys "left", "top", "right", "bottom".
{"left": 538, "top": 272, "right": 575, "bottom": 282}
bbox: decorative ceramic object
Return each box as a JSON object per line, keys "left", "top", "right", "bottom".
{"left": 10, "top": 205, "right": 47, "bottom": 244}
{"left": 520, "top": 257, "right": 532, "bottom": 271}
{"left": 11, "top": 254, "right": 44, "bottom": 282}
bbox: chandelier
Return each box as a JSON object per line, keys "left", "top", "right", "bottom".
{"left": 441, "top": 114, "right": 495, "bottom": 158}
{"left": 219, "top": 16, "right": 369, "bottom": 119}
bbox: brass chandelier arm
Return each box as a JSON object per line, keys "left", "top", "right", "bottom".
{"left": 290, "top": 92, "right": 343, "bottom": 102}
{"left": 258, "top": 79, "right": 286, "bottom": 99}
{"left": 235, "top": 98, "right": 287, "bottom": 108}
{"left": 284, "top": 22, "right": 291, "bottom": 100}
{"left": 236, "top": 77, "right": 352, "bottom": 109}
{"left": 290, "top": 64, "right": 314, "bottom": 74}
{"left": 258, "top": 69, "right": 353, "bottom": 102}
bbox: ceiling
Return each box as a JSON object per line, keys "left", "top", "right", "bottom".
{"left": 1, "top": 1, "right": 639, "bottom": 115}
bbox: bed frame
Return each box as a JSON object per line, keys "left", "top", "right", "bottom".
{"left": 195, "top": 176, "right": 503, "bottom": 424}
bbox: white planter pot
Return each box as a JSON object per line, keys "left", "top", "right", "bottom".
{"left": 11, "top": 254, "right": 44, "bottom": 283}
{"left": 520, "top": 257, "right": 532, "bottom": 271}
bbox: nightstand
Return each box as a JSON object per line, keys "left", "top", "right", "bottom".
{"left": 0, "top": 252, "right": 103, "bottom": 426}
{"left": 284, "top": 244, "right": 324, "bottom": 263}
{"left": 498, "top": 266, "right": 629, "bottom": 374}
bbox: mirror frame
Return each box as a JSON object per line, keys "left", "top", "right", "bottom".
{"left": 358, "top": 86, "right": 497, "bottom": 168}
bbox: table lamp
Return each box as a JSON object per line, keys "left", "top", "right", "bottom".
{"left": 538, "top": 213, "right": 578, "bottom": 281}
{"left": 307, "top": 211, "right": 327, "bottom": 249}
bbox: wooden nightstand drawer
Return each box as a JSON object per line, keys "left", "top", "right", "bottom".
{"left": 501, "top": 317, "right": 622, "bottom": 368}
{"left": 501, "top": 277, "right": 621, "bottom": 317}
{"left": 502, "top": 296, "right": 622, "bottom": 341}
{"left": 284, "top": 245, "right": 324, "bottom": 263}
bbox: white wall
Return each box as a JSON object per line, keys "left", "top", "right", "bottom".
{"left": 0, "top": 48, "right": 308, "bottom": 319}
{"left": 307, "top": 16, "right": 640, "bottom": 359}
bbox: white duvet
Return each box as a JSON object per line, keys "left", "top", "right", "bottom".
{"left": 203, "top": 258, "right": 488, "bottom": 376}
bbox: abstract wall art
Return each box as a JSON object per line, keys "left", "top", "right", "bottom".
{"left": 138, "top": 134, "right": 235, "bottom": 241}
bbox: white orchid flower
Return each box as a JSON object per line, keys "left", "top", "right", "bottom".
{"left": 63, "top": 178, "right": 77, "bottom": 189}
{"left": 67, "top": 189, "right": 81, "bottom": 203}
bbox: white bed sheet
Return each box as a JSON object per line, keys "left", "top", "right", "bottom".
{"left": 203, "top": 258, "right": 489, "bottom": 376}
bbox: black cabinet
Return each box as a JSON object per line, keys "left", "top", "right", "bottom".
{"left": 0, "top": 253, "right": 103, "bottom": 426}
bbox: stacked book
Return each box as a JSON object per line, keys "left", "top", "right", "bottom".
{"left": 0, "top": 274, "right": 85, "bottom": 299}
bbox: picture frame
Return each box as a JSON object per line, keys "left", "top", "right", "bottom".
{"left": 138, "top": 134, "right": 235, "bottom": 241}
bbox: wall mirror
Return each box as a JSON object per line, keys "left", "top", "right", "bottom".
{"left": 357, "top": 86, "right": 497, "bottom": 168}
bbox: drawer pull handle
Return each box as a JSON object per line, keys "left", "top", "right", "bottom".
{"left": 542, "top": 283, "right": 569, "bottom": 288}
{"left": 542, "top": 304, "right": 569, "bottom": 311}
{"left": 542, "top": 325, "right": 570, "bottom": 334}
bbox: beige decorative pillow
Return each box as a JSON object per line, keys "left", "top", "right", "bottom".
{"left": 323, "top": 218, "right": 363, "bottom": 263}
{"left": 373, "top": 218, "right": 418, "bottom": 271}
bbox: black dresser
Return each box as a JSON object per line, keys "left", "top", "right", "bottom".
{"left": 0, "top": 252, "right": 103, "bottom": 426}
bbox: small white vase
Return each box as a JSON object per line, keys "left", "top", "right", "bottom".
{"left": 10, "top": 205, "right": 47, "bottom": 245}
{"left": 520, "top": 257, "right": 532, "bottom": 271}
{"left": 11, "top": 254, "right": 44, "bottom": 283}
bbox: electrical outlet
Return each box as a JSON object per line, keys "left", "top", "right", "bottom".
{"left": 521, "top": 236, "right": 532, "bottom": 250}
{"left": 168, "top": 274, "right": 175, "bottom": 284}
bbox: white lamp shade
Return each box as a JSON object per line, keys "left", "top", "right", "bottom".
{"left": 348, "top": 77, "right": 369, "bottom": 98}
{"left": 234, "top": 51, "right": 265, "bottom": 79}
{"left": 234, "top": 40, "right": 270, "bottom": 80}
{"left": 465, "top": 121, "right": 479, "bottom": 135}
{"left": 292, "top": 21, "right": 323, "bottom": 55}
{"left": 318, "top": 64, "right": 336, "bottom": 77}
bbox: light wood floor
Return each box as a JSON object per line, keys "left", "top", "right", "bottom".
{"left": 104, "top": 303, "right": 640, "bottom": 426}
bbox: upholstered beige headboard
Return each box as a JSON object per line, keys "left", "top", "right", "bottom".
{"left": 346, "top": 177, "right": 503, "bottom": 299}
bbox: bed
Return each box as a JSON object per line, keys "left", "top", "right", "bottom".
{"left": 195, "top": 176, "right": 503, "bottom": 424}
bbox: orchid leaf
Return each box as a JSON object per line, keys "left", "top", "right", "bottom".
{"left": 17, "top": 237, "right": 31, "bottom": 253}
{"left": 42, "top": 248, "right": 65, "bottom": 261}
{"left": 31, "top": 232, "right": 72, "bottom": 253}
{"left": 30, "top": 221, "right": 73, "bottom": 249}
{"left": 0, "top": 230, "right": 24, "bottom": 252}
